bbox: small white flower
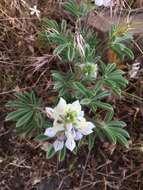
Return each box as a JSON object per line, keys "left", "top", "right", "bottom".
{"left": 129, "top": 62, "right": 140, "bottom": 78}
{"left": 44, "top": 98, "right": 95, "bottom": 152}
{"left": 29, "top": 5, "right": 40, "bottom": 18}
{"left": 94, "top": 0, "right": 113, "bottom": 7}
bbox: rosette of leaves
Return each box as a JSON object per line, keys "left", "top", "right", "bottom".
{"left": 5, "top": 92, "right": 44, "bottom": 136}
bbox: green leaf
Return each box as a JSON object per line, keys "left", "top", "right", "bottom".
{"left": 103, "top": 127, "right": 117, "bottom": 144}
{"left": 67, "top": 45, "right": 75, "bottom": 61}
{"left": 91, "top": 80, "right": 103, "bottom": 94}
{"left": 123, "top": 47, "right": 134, "bottom": 60}
{"left": 5, "top": 109, "right": 30, "bottom": 121}
{"left": 104, "top": 111, "right": 114, "bottom": 122}
{"left": 53, "top": 44, "right": 67, "bottom": 56}
{"left": 107, "top": 121, "right": 126, "bottom": 128}
{"left": 58, "top": 146, "right": 66, "bottom": 161}
{"left": 105, "top": 63, "right": 116, "bottom": 74}
{"left": 64, "top": 0, "right": 79, "bottom": 18}
{"left": 46, "top": 146, "right": 55, "bottom": 159}
{"left": 6, "top": 100, "right": 27, "bottom": 108}
{"left": 88, "top": 134, "right": 95, "bottom": 150}
{"left": 80, "top": 98, "right": 91, "bottom": 105}
{"left": 94, "top": 101, "right": 113, "bottom": 111}
{"left": 72, "top": 146, "right": 78, "bottom": 155}
{"left": 108, "top": 127, "right": 130, "bottom": 138}
{"left": 115, "top": 133, "right": 129, "bottom": 148}
{"left": 16, "top": 111, "right": 33, "bottom": 128}
{"left": 34, "top": 134, "right": 50, "bottom": 142}
{"left": 52, "top": 71, "right": 64, "bottom": 81}
{"left": 73, "top": 82, "right": 90, "bottom": 97}
{"left": 61, "top": 19, "right": 67, "bottom": 33}
{"left": 43, "top": 19, "right": 59, "bottom": 31}
{"left": 93, "top": 91, "right": 110, "bottom": 100}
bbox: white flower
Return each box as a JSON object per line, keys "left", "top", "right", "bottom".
{"left": 29, "top": 5, "right": 40, "bottom": 18}
{"left": 129, "top": 62, "right": 140, "bottom": 78}
{"left": 94, "top": 0, "right": 113, "bottom": 7}
{"left": 44, "top": 98, "right": 95, "bottom": 152}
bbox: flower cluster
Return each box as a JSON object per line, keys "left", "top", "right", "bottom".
{"left": 80, "top": 63, "right": 98, "bottom": 79}
{"left": 44, "top": 98, "right": 95, "bottom": 152}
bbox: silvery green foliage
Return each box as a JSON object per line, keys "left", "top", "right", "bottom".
{"left": 6, "top": 0, "right": 132, "bottom": 161}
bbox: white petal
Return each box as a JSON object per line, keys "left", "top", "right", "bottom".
{"left": 72, "top": 100, "right": 81, "bottom": 113}
{"left": 53, "top": 121, "right": 64, "bottom": 133}
{"left": 74, "top": 131, "right": 83, "bottom": 141}
{"left": 54, "top": 98, "right": 67, "bottom": 114}
{"left": 94, "top": 0, "right": 104, "bottom": 6}
{"left": 78, "top": 122, "right": 95, "bottom": 135}
{"left": 34, "top": 5, "right": 37, "bottom": 9}
{"left": 65, "top": 137, "right": 76, "bottom": 151}
{"left": 45, "top": 107, "right": 54, "bottom": 118}
{"left": 77, "top": 111, "right": 84, "bottom": 121}
{"left": 30, "top": 11, "right": 35, "bottom": 15}
{"left": 53, "top": 140, "right": 64, "bottom": 152}
{"left": 66, "top": 124, "right": 77, "bottom": 139}
{"left": 79, "top": 111, "right": 84, "bottom": 117}
{"left": 80, "top": 128, "right": 93, "bottom": 135}
{"left": 86, "top": 122, "right": 95, "bottom": 130}
{"left": 65, "top": 126, "right": 76, "bottom": 139}
{"left": 66, "top": 123, "right": 73, "bottom": 132}
{"left": 44, "top": 128, "right": 56, "bottom": 137}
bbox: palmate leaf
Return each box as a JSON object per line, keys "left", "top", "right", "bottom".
{"left": 6, "top": 91, "right": 44, "bottom": 136}
{"left": 52, "top": 71, "right": 75, "bottom": 97}
{"left": 98, "top": 120, "right": 129, "bottom": 148}
{"left": 99, "top": 62, "right": 128, "bottom": 95}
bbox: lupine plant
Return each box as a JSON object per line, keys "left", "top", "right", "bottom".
{"left": 6, "top": 0, "right": 133, "bottom": 161}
